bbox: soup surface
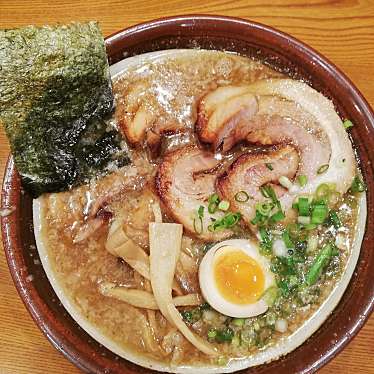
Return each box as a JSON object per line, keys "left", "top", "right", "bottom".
{"left": 35, "top": 50, "right": 365, "bottom": 371}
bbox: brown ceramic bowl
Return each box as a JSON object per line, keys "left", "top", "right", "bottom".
{"left": 1, "top": 15, "right": 374, "bottom": 374}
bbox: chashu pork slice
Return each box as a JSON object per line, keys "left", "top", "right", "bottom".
{"left": 156, "top": 145, "right": 233, "bottom": 242}
{"left": 217, "top": 145, "right": 299, "bottom": 226}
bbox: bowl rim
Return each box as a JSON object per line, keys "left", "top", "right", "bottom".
{"left": 1, "top": 14, "right": 374, "bottom": 374}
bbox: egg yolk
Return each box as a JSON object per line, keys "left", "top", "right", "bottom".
{"left": 214, "top": 249, "right": 265, "bottom": 304}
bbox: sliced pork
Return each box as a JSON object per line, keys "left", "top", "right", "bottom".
{"left": 155, "top": 145, "right": 233, "bottom": 241}
{"left": 217, "top": 145, "right": 299, "bottom": 225}
{"left": 196, "top": 86, "right": 259, "bottom": 150}
{"left": 116, "top": 81, "right": 185, "bottom": 156}
{"left": 197, "top": 79, "right": 356, "bottom": 197}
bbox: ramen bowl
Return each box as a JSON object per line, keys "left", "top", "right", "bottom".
{"left": 1, "top": 15, "right": 374, "bottom": 374}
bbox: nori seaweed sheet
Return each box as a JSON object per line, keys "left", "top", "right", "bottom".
{"left": 0, "top": 22, "right": 128, "bottom": 196}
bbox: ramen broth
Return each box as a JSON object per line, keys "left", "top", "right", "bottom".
{"left": 36, "top": 51, "right": 362, "bottom": 367}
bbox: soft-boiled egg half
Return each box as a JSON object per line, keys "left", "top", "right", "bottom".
{"left": 199, "top": 239, "right": 274, "bottom": 318}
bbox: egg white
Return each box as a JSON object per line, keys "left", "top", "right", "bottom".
{"left": 199, "top": 239, "right": 275, "bottom": 318}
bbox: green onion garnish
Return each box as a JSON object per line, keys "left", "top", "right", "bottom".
{"left": 193, "top": 217, "right": 203, "bottom": 234}
{"left": 208, "top": 193, "right": 220, "bottom": 213}
{"left": 218, "top": 200, "right": 230, "bottom": 211}
{"left": 270, "top": 210, "right": 285, "bottom": 223}
{"left": 350, "top": 175, "right": 366, "bottom": 193}
{"left": 232, "top": 318, "right": 245, "bottom": 327}
{"left": 259, "top": 226, "right": 273, "bottom": 254}
{"left": 305, "top": 243, "right": 333, "bottom": 285}
{"left": 297, "top": 216, "right": 311, "bottom": 225}
{"left": 215, "top": 327, "right": 234, "bottom": 343}
{"left": 304, "top": 223, "right": 317, "bottom": 231}
{"left": 198, "top": 205, "right": 204, "bottom": 218}
{"left": 329, "top": 210, "right": 341, "bottom": 228}
{"left": 208, "top": 202, "right": 218, "bottom": 214}
{"left": 279, "top": 176, "right": 293, "bottom": 190}
{"left": 297, "top": 175, "right": 308, "bottom": 187}
{"left": 287, "top": 223, "right": 300, "bottom": 239}
{"left": 317, "top": 164, "right": 329, "bottom": 174}
{"left": 207, "top": 328, "right": 217, "bottom": 339}
{"left": 316, "top": 183, "right": 330, "bottom": 197}
{"left": 255, "top": 201, "right": 273, "bottom": 216}
{"left": 250, "top": 210, "right": 266, "bottom": 225}
{"left": 266, "top": 163, "right": 274, "bottom": 170}
{"left": 260, "top": 185, "right": 270, "bottom": 198}
{"left": 260, "top": 185, "right": 281, "bottom": 209}
{"left": 234, "top": 190, "right": 250, "bottom": 202}
{"left": 261, "top": 286, "right": 279, "bottom": 307}
{"left": 298, "top": 197, "right": 310, "bottom": 216}
{"left": 343, "top": 119, "right": 354, "bottom": 130}
{"left": 282, "top": 229, "right": 294, "bottom": 249}
{"left": 208, "top": 212, "right": 241, "bottom": 232}
{"left": 208, "top": 193, "right": 220, "bottom": 204}
{"left": 311, "top": 204, "right": 328, "bottom": 224}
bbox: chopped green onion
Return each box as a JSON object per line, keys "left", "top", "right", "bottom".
{"left": 255, "top": 201, "right": 273, "bottom": 216}
{"left": 298, "top": 216, "right": 311, "bottom": 225}
{"left": 282, "top": 230, "right": 294, "bottom": 249}
{"left": 266, "top": 163, "right": 274, "bottom": 170}
{"left": 331, "top": 246, "right": 339, "bottom": 256}
{"left": 181, "top": 310, "right": 193, "bottom": 322}
{"left": 260, "top": 185, "right": 281, "bottom": 209}
{"left": 270, "top": 210, "right": 285, "bottom": 223}
{"left": 208, "top": 212, "right": 241, "bottom": 231}
{"left": 208, "top": 202, "right": 218, "bottom": 214}
{"left": 223, "top": 212, "right": 241, "bottom": 226}
{"left": 311, "top": 204, "right": 328, "bottom": 224}
{"left": 199, "top": 302, "right": 210, "bottom": 310}
{"left": 232, "top": 318, "right": 245, "bottom": 327}
{"left": 250, "top": 210, "right": 266, "bottom": 225}
{"left": 304, "top": 223, "right": 317, "bottom": 231}
{"left": 287, "top": 223, "right": 300, "bottom": 240}
{"left": 317, "top": 164, "right": 329, "bottom": 174}
{"left": 259, "top": 226, "right": 270, "bottom": 241}
{"left": 198, "top": 205, "right": 204, "bottom": 218}
{"left": 235, "top": 190, "right": 250, "bottom": 202}
{"left": 298, "top": 197, "right": 310, "bottom": 216}
{"left": 288, "top": 275, "right": 299, "bottom": 288}
{"left": 316, "top": 183, "right": 330, "bottom": 197}
{"left": 297, "top": 175, "right": 308, "bottom": 187}
{"left": 207, "top": 328, "right": 217, "bottom": 339}
{"left": 305, "top": 243, "right": 333, "bottom": 285}
{"left": 279, "top": 176, "right": 293, "bottom": 190}
{"left": 260, "top": 185, "right": 270, "bottom": 198}
{"left": 259, "top": 226, "right": 273, "bottom": 254}
{"left": 343, "top": 119, "right": 354, "bottom": 130}
{"left": 307, "top": 234, "right": 318, "bottom": 253}
{"left": 208, "top": 193, "right": 220, "bottom": 214}
{"left": 350, "top": 175, "right": 366, "bottom": 193}
{"left": 215, "top": 327, "right": 234, "bottom": 343}
{"left": 328, "top": 191, "right": 341, "bottom": 207}
{"left": 218, "top": 200, "right": 230, "bottom": 211}
{"left": 181, "top": 308, "right": 202, "bottom": 323}
{"left": 193, "top": 217, "right": 203, "bottom": 234}
{"left": 208, "top": 193, "right": 220, "bottom": 204}
{"left": 329, "top": 210, "right": 341, "bottom": 228}
{"left": 261, "top": 286, "right": 279, "bottom": 306}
